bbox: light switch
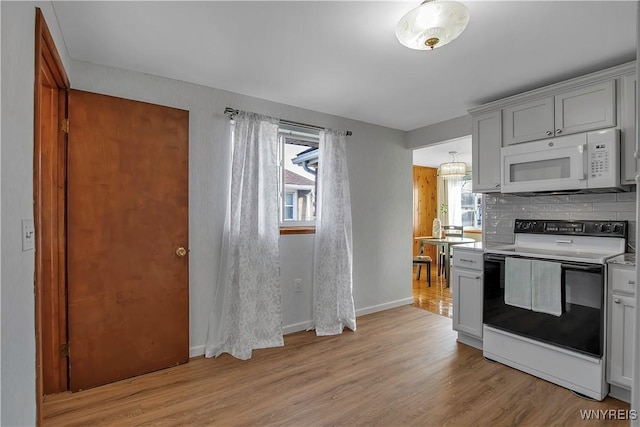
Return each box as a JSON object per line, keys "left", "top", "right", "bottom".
{"left": 22, "top": 219, "right": 34, "bottom": 251}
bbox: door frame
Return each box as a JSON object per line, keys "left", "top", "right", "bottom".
{"left": 34, "top": 6, "right": 70, "bottom": 423}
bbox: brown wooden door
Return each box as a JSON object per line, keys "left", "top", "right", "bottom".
{"left": 413, "top": 166, "right": 438, "bottom": 259}
{"left": 67, "top": 90, "right": 189, "bottom": 391}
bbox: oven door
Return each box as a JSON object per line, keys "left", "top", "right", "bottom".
{"left": 483, "top": 253, "right": 605, "bottom": 357}
{"left": 501, "top": 134, "right": 587, "bottom": 193}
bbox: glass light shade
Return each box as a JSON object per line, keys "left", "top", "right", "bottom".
{"left": 396, "top": 0, "right": 470, "bottom": 50}
{"left": 440, "top": 161, "right": 466, "bottom": 179}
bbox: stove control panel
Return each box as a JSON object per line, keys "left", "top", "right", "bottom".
{"left": 514, "top": 219, "right": 627, "bottom": 238}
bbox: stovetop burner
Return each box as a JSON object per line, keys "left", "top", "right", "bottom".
{"left": 485, "top": 219, "right": 628, "bottom": 264}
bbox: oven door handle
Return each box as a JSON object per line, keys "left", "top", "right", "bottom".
{"left": 559, "top": 263, "right": 602, "bottom": 272}
{"left": 484, "top": 254, "right": 601, "bottom": 272}
{"left": 484, "top": 254, "right": 506, "bottom": 262}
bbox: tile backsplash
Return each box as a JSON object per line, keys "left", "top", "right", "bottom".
{"left": 483, "top": 190, "right": 637, "bottom": 252}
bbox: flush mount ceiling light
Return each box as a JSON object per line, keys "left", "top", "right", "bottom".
{"left": 440, "top": 151, "right": 466, "bottom": 179}
{"left": 396, "top": 0, "right": 470, "bottom": 50}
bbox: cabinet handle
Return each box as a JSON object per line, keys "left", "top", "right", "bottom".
{"left": 555, "top": 129, "right": 562, "bottom": 134}
{"left": 493, "top": 183, "right": 500, "bottom": 188}
{"left": 475, "top": 275, "right": 481, "bottom": 280}
{"left": 628, "top": 281, "right": 636, "bottom": 285}
{"left": 460, "top": 258, "right": 476, "bottom": 263}
{"left": 546, "top": 131, "right": 553, "bottom": 136}
{"left": 614, "top": 298, "right": 621, "bottom": 304}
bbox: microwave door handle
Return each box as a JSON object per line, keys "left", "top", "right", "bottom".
{"left": 576, "top": 144, "right": 586, "bottom": 180}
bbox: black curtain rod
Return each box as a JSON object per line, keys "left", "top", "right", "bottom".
{"left": 224, "top": 107, "right": 352, "bottom": 136}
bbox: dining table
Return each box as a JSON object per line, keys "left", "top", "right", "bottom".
{"left": 414, "top": 235, "right": 476, "bottom": 286}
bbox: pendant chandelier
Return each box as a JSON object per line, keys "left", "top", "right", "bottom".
{"left": 439, "top": 151, "right": 466, "bottom": 179}
{"left": 396, "top": 0, "right": 470, "bottom": 50}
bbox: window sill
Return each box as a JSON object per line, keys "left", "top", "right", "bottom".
{"left": 280, "top": 226, "right": 316, "bottom": 235}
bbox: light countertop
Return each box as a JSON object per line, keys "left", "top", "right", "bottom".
{"left": 607, "top": 253, "right": 635, "bottom": 266}
{"left": 452, "top": 242, "right": 484, "bottom": 252}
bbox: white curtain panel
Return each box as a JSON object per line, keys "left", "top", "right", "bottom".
{"left": 446, "top": 177, "right": 463, "bottom": 226}
{"left": 313, "top": 129, "right": 356, "bottom": 335}
{"left": 205, "top": 112, "right": 283, "bottom": 360}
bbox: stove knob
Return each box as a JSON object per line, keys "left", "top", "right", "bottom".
{"left": 613, "top": 224, "right": 622, "bottom": 233}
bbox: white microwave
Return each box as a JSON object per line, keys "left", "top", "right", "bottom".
{"left": 501, "top": 129, "right": 624, "bottom": 194}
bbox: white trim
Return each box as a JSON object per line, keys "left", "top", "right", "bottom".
{"left": 469, "top": 61, "right": 636, "bottom": 115}
{"left": 284, "top": 184, "right": 314, "bottom": 191}
{"left": 192, "top": 299, "right": 415, "bottom": 356}
{"left": 190, "top": 344, "right": 205, "bottom": 358}
{"left": 283, "top": 320, "right": 315, "bottom": 335}
{"left": 355, "top": 297, "right": 414, "bottom": 317}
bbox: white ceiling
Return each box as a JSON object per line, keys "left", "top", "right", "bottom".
{"left": 413, "top": 136, "right": 471, "bottom": 168}
{"left": 52, "top": 1, "right": 637, "bottom": 132}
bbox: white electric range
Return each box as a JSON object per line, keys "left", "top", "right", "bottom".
{"left": 482, "top": 219, "right": 628, "bottom": 400}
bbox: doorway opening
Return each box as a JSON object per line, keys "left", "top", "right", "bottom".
{"left": 411, "top": 135, "right": 481, "bottom": 317}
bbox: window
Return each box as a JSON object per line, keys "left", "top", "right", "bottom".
{"left": 278, "top": 125, "right": 320, "bottom": 226}
{"left": 284, "top": 191, "right": 296, "bottom": 220}
{"left": 460, "top": 178, "right": 482, "bottom": 229}
{"left": 444, "top": 174, "right": 482, "bottom": 230}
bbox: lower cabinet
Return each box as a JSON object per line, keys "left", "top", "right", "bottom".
{"left": 607, "top": 263, "right": 636, "bottom": 402}
{"left": 452, "top": 248, "right": 483, "bottom": 349}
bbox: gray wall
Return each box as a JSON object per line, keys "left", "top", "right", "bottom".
{"left": 69, "top": 60, "right": 414, "bottom": 356}
{"left": 0, "top": 2, "right": 413, "bottom": 422}
{"left": 406, "top": 115, "right": 471, "bottom": 149}
{"left": 1, "top": 2, "right": 72, "bottom": 425}
{"left": 484, "top": 192, "right": 637, "bottom": 250}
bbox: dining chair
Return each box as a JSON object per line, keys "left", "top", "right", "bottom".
{"left": 413, "top": 240, "right": 432, "bottom": 286}
{"left": 412, "top": 255, "right": 432, "bottom": 286}
{"left": 438, "top": 225, "right": 464, "bottom": 278}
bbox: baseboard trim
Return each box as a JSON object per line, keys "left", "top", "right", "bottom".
{"left": 283, "top": 320, "right": 314, "bottom": 335}
{"left": 190, "top": 345, "right": 205, "bottom": 358}
{"left": 355, "top": 297, "right": 414, "bottom": 317}
{"left": 189, "top": 298, "right": 415, "bottom": 357}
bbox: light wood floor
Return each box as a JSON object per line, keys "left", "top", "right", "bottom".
{"left": 412, "top": 264, "right": 452, "bottom": 318}
{"left": 43, "top": 305, "right": 628, "bottom": 426}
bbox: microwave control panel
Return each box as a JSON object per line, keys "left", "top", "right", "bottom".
{"left": 586, "top": 130, "right": 620, "bottom": 189}
{"left": 589, "top": 143, "right": 610, "bottom": 179}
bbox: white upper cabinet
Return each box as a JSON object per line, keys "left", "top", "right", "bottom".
{"left": 554, "top": 80, "right": 616, "bottom": 136}
{"left": 503, "top": 96, "right": 554, "bottom": 145}
{"left": 471, "top": 110, "right": 502, "bottom": 193}
{"left": 503, "top": 80, "right": 616, "bottom": 146}
{"left": 469, "top": 61, "right": 636, "bottom": 189}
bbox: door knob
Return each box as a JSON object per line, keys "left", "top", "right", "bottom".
{"left": 176, "top": 247, "right": 187, "bottom": 257}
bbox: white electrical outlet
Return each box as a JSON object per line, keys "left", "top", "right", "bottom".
{"left": 294, "top": 279, "right": 303, "bottom": 293}
{"left": 22, "top": 219, "right": 35, "bottom": 251}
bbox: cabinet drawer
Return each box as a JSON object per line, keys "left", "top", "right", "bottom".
{"left": 453, "top": 249, "right": 483, "bottom": 270}
{"left": 610, "top": 266, "right": 636, "bottom": 294}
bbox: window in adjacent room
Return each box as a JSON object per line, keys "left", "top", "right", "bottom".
{"left": 444, "top": 173, "right": 482, "bottom": 230}
{"left": 460, "top": 176, "right": 482, "bottom": 229}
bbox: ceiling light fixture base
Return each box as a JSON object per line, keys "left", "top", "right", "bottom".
{"left": 396, "top": 0, "right": 470, "bottom": 51}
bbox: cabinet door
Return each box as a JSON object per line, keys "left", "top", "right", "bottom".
{"left": 621, "top": 73, "right": 638, "bottom": 184}
{"left": 555, "top": 80, "right": 616, "bottom": 136}
{"left": 503, "top": 96, "right": 554, "bottom": 145}
{"left": 452, "top": 268, "right": 483, "bottom": 338}
{"left": 471, "top": 110, "right": 502, "bottom": 193}
{"left": 608, "top": 294, "right": 635, "bottom": 389}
